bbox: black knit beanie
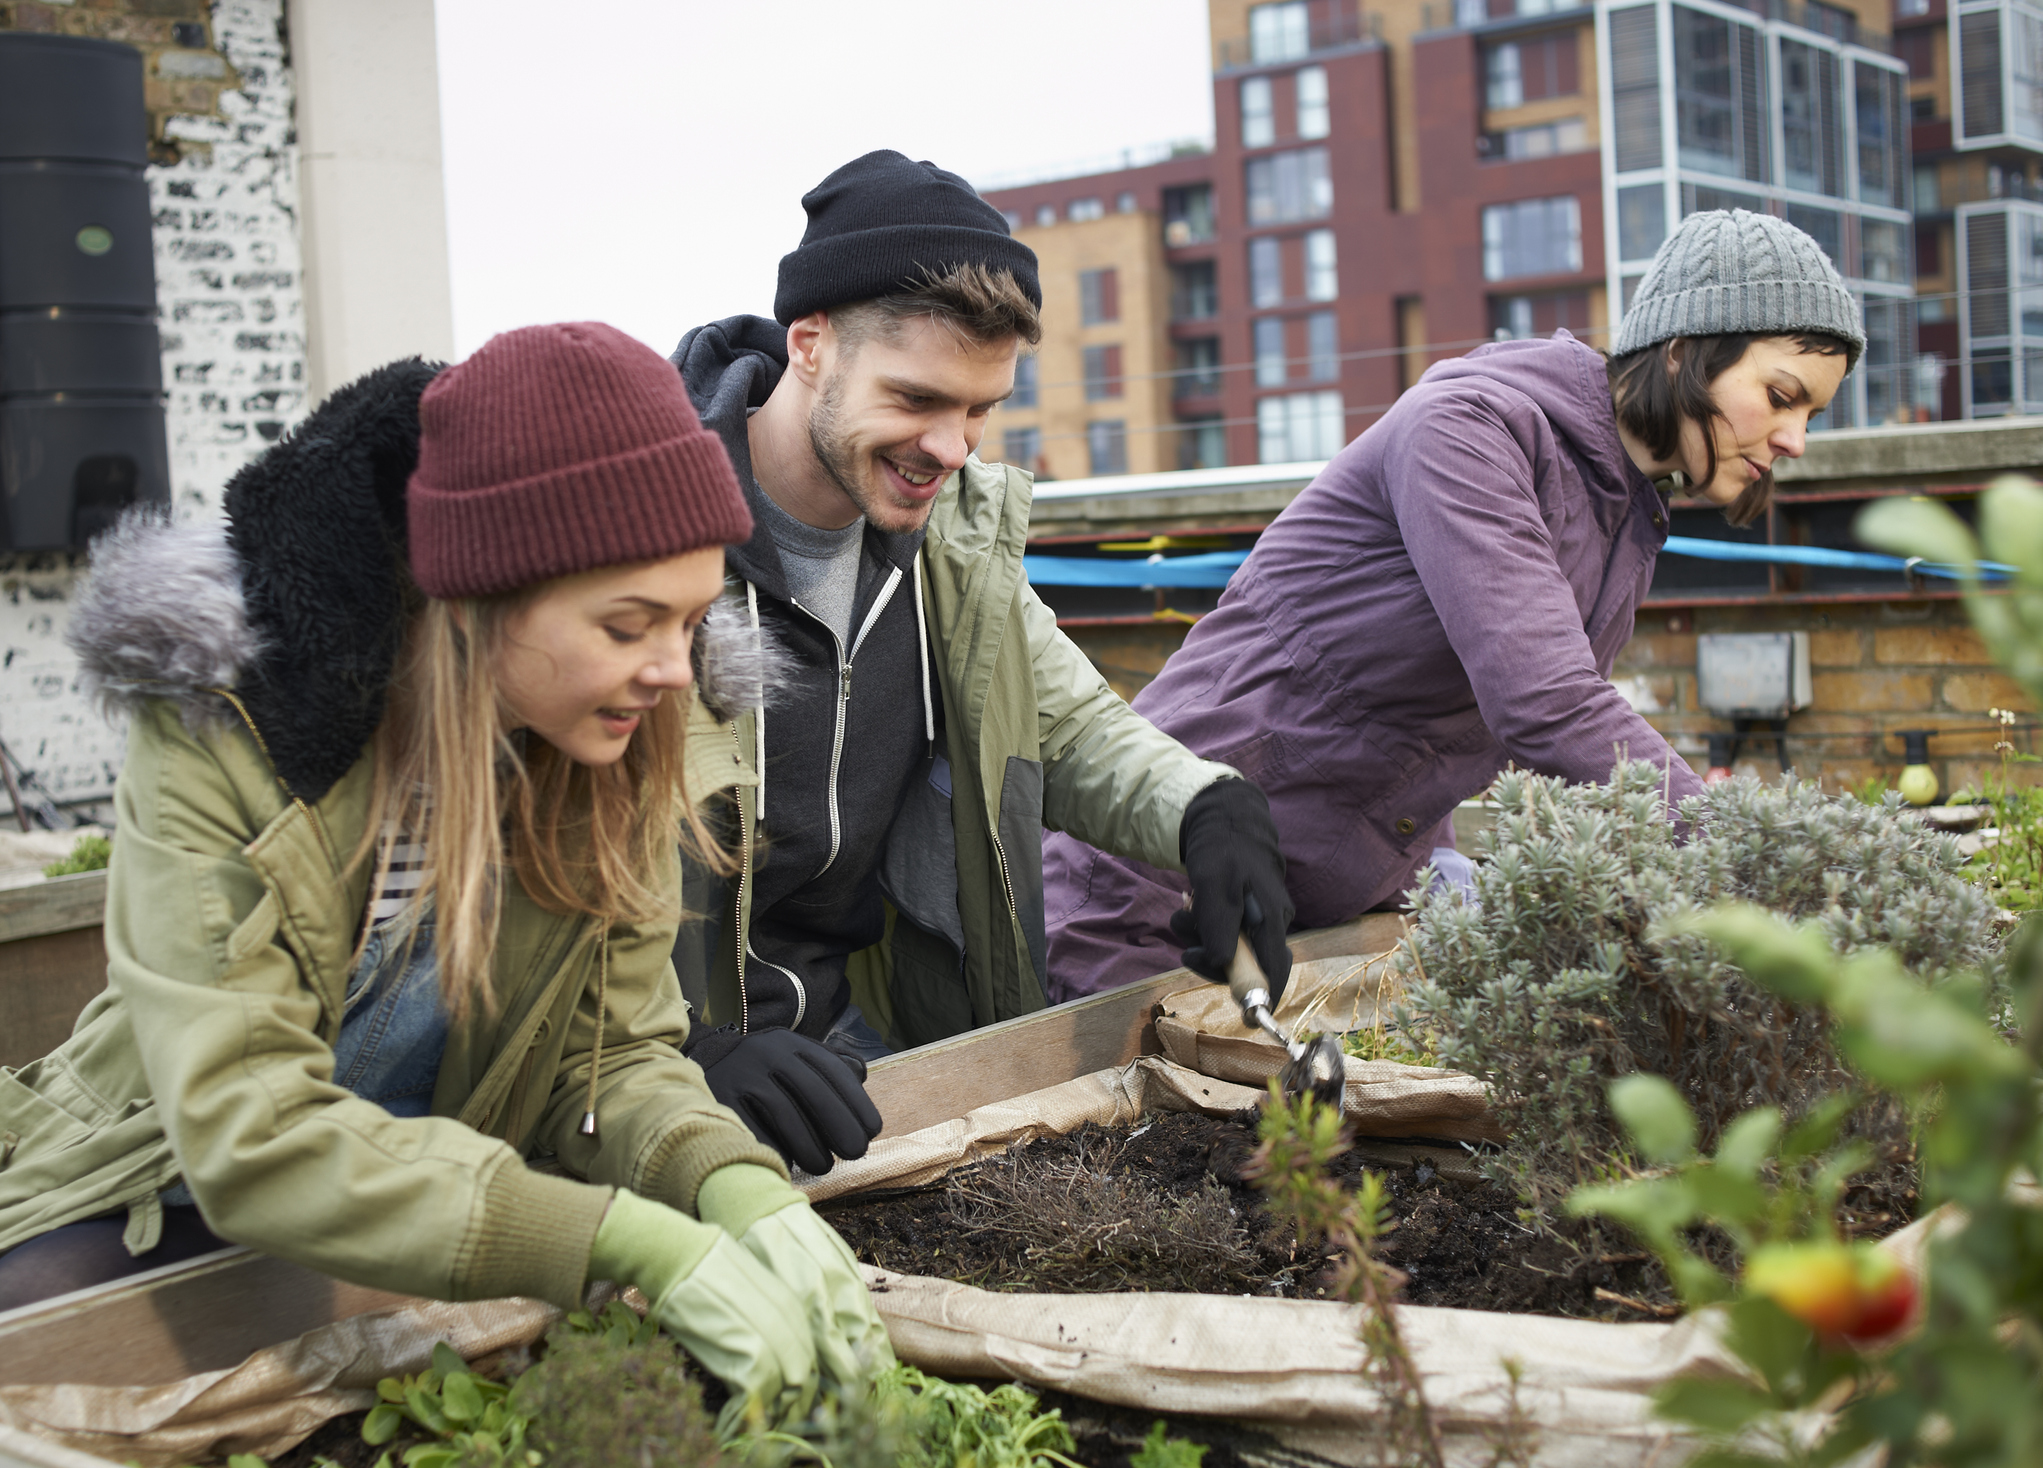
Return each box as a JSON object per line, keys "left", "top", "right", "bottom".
{"left": 774, "top": 150, "right": 1042, "bottom": 325}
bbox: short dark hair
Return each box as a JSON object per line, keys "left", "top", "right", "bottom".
{"left": 1607, "top": 332, "right": 1852, "bottom": 527}
{"left": 828, "top": 262, "right": 1043, "bottom": 354}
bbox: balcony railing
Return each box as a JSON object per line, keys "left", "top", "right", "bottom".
{"left": 1216, "top": 0, "right": 1381, "bottom": 69}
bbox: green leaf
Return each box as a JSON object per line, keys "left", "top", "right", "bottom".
{"left": 441, "top": 1371, "right": 483, "bottom": 1425}
{"left": 1654, "top": 1376, "right": 1775, "bottom": 1435}
{"left": 1608, "top": 1074, "right": 1697, "bottom": 1164}
{"left": 363, "top": 1405, "right": 404, "bottom": 1446}
{"left": 225, "top": 1456, "right": 269, "bottom": 1468}
{"left": 1679, "top": 907, "right": 1835, "bottom": 1005}
{"left": 1720, "top": 1297, "right": 1815, "bottom": 1398}
{"left": 1856, "top": 495, "right": 1981, "bottom": 571}
{"left": 1566, "top": 1176, "right": 1699, "bottom": 1241}
{"left": 1130, "top": 1419, "right": 1210, "bottom": 1468}
{"left": 1714, "top": 1109, "right": 1782, "bottom": 1180}
{"left": 1979, "top": 476, "right": 2043, "bottom": 585}
{"left": 376, "top": 1378, "right": 406, "bottom": 1404}
{"left": 430, "top": 1343, "right": 467, "bottom": 1380}
{"left": 404, "top": 1385, "right": 451, "bottom": 1436}
{"left": 1780, "top": 1094, "right": 1853, "bottom": 1162}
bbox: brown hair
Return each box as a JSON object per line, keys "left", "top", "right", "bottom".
{"left": 829, "top": 261, "right": 1044, "bottom": 352}
{"left": 353, "top": 593, "right": 729, "bottom": 1018}
{"left": 1607, "top": 332, "right": 1852, "bottom": 527}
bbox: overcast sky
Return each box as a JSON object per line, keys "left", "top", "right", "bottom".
{"left": 432, "top": 0, "right": 1217, "bottom": 359}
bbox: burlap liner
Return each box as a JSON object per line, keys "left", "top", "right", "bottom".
{"left": 0, "top": 944, "right": 1943, "bottom": 1468}
{"left": 1150, "top": 950, "right": 1504, "bottom": 1144}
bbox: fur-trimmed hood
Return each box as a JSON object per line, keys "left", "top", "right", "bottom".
{"left": 68, "top": 358, "right": 781, "bottom": 804}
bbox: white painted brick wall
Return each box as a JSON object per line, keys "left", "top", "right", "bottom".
{"left": 0, "top": 0, "right": 305, "bottom": 816}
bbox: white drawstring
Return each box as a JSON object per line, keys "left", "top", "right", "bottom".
{"left": 745, "top": 579, "right": 765, "bottom": 825}
{"left": 912, "top": 549, "right": 934, "bottom": 745}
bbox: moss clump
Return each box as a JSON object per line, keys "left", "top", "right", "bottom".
{"left": 508, "top": 1323, "right": 720, "bottom": 1468}
{"left": 43, "top": 832, "right": 110, "bottom": 877}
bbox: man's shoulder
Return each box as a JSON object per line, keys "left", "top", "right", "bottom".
{"left": 927, "top": 456, "right": 1029, "bottom": 553}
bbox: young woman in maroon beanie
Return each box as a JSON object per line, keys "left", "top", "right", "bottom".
{"left": 0, "top": 322, "right": 887, "bottom": 1429}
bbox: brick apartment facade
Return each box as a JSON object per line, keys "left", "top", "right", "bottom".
{"left": 984, "top": 0, "right": 1909, "bottom": 478}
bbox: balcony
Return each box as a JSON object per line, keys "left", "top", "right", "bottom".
{"left": 1217, "top": 0, "right": 1380, "bottom": 69}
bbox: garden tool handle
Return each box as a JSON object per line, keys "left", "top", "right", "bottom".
{"left": 1228, "top": 932, "right": 1273, "bottom": 1022}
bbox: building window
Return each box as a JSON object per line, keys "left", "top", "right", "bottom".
{"left": 1780, "top": 39, "right": 1844, "bottom": 197}
{"left": 1486, "top": 42, "right": 1524, "bottom": 107}
{"left": 1305, "top": 228, "right": 1337, "bottom": 300}
{"left": 1454, "top": 0, "right": 1487, "bottom": 24}
{"left": 1069, "top": 196, "right": 1105, "bottom": 222}
{"left": 1297, "top": 65, "right": 1330, "bottom": 139}
{"left": 1489, "top": 289, "right": 1591, "bottom": 339}
{"left": 1250, "top": 236, "right": 1285, "bottom": 307}
{"left": 1249, "top": 0, "right": 1310, "bottom": 63}
{"left": 1480, "top": 116, "right": 1590, "bottom": 159}
{"left": 1257, "top": 390, "right": 1344, "bottom": 463}
{"left": 1246, "top": 147, "right": 1332, "bottom": 225}
{"left": 1307, "top": 310, "right": 1339, "bottom": 381}
{"left": 1609, "top": 5, "right": 1662, "bottom": 174}
{"left": 1171, "top": 260, "right": 1219, "bottom": 320}
{"left": 1002, "top": 426, "right": 1041, "bottom": 470}
{"left": 1164, "top": 185, "right": 1215, "bottom": 246}
{"left": 1242, "top": 76, "right": 1276, "bottom": 148}
{"left": 1087, "top": 419, "right": 1128, "bottom": 476}
{"left": 1483, "top": 32, "right": 1581, "bottom": 111}
{"left": 1916, "top": 163, "right": 1940, "bottom": 212}
{"left": 1481, "top": 195, "right": 1582, "bottom": 280}
{"left": 1080, "top": 267, "right": 1120, "bottom": 325}
{"left": 1854, "top": 60, "right": 1905, "bottom": 209}
{"left": 1000, "top": 209, "right": 1023, "bottom": 231}
{"left": 1674, "top": 5, "right": 1768, "bottom": 184}
{"left": 1117, "top": 190, "right": 1139, "bottom": 213}
{"left": 1082, "top": 344, "right": 1124, "bottom": 401}
{"left": 1787, "top": 204, "right": 1842, "bottom": 270}
{"left": 1860, "top": 219, "right": 1908, "bottom": 284}
{"left": 1896, "top": 25, "right": 1934, "bottom": 80}
{"left": 1617, "top": 184, "right": 1667, "bottom": 263}
{"left": 1011, "top": 354, "right": 1039, "bottom": 408}
{"left": 1896, "top": 0, "right": 1930, "bottom": 15}
{"left": 1254, "top": 317, "right": 1288, "bottom": 386}
{"left": 1178, "top": 416, "right": 1228, "bottom": 469}
{"left": 1175, "top": 337, "right": 1223, "bottom": 397}
{"left": 1034, "top": 204, "right": 1057, "bottom": 228}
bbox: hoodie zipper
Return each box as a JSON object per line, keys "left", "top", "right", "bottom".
{"left": 731, "top": 721, "right": 751, "bottom": 1034}
{"left": 798, "top": 566, "right": 902, "bottom": 877}
{"left": 730, "top": 565, "right": 903, "bottom": 1032}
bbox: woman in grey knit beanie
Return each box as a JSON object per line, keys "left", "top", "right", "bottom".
{"left": 1040, "top": 208, "right": 1863, "bottom": 998}
{"left": 1611, "top": 208, "right": 1861, "bottom": 525}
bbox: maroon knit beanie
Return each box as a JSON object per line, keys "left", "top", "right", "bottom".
{"left": 407, "top": 321, "right": 752, "bottom": 599}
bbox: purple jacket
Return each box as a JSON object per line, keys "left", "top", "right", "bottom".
{"left": 1043, "top": 333, "right": 1706, "bottom": 1000}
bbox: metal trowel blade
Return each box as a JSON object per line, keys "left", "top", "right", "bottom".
{"left": 1280, "top": 1033, "right": 1347, "bottom": 1113}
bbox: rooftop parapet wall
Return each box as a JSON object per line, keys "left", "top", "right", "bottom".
{"left": 1019, "top": 416, "right": 2043, "bottom": 792}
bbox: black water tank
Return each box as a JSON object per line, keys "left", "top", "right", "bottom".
{"left": 0, "top": 33, "right": 169, "bottom": 552}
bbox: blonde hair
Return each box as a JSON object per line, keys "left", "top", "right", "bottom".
{"left": 354, "top": 593, "right": 729, "bottom": 1018}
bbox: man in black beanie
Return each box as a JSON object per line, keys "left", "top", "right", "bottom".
{"left": 670, "top": 150, "right": 1291, "bottom": 1176}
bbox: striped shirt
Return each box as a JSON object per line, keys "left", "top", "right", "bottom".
{"left": 367, "top": 834, "right": 426, "bottom": 929}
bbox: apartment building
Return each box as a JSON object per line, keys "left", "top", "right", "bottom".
{"left": 1903, "top": 0, "right": 2043, "bottom": 417}
{"left": 982, "top": 0, "right": 1911, "bottom": 475}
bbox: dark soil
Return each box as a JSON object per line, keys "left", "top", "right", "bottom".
{"left": 822, "top": 1109, "right": 1684, "bottom": 1321}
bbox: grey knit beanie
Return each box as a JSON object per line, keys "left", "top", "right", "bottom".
{"left": 1612, "top": 209, "right": 1864, "bottom": 369}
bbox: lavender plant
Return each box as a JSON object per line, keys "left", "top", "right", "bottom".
{"left": 1396, "top": 762, "right": 2000, "bottom": 1220}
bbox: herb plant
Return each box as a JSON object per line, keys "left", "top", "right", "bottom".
{"left": 1395, "top": 760, "right": 1998, "bottom": 1220}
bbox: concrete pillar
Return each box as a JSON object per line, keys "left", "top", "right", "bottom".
{"left": 287, "top": 0, "right": 454, "bottom": 400}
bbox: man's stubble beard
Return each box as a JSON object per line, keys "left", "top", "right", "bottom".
{"left": 806, "top": 366, "right": 940, "bottom": 535}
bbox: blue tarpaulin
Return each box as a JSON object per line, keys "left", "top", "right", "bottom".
{"left": 1020, "top": 541, "right": 2007, "bottom": 589}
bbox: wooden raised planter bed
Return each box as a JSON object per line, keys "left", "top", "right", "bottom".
{"left": 0, "top": 918, "right": 1400, "bottom": 1468}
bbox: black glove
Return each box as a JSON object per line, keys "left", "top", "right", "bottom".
{"left": 686, "top": 1025, "right": 882, "bottom": 1176}
{"left": 1168, "top": 778, "right": 1295, "bottom": 1005}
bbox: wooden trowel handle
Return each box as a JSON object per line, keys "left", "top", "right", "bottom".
{"left": 1228, "top": 929, "right": 1272, "bottom": 1015}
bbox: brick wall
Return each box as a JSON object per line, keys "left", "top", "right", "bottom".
{"left": 1614, "top": 600, "right": 2039, "bottom": 800}
{"left": 0, "top": 0, "right": 305, "bottom": 814}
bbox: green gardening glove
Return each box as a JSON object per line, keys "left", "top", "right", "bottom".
{"left": 588, "top": 1188, "right": 817, "bottom": 1432}
{"left": 696, "top": 1163, "right": 895, "bottom": 1384}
